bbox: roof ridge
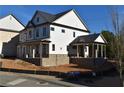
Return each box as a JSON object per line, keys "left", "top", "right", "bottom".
{"left": 36, "top": 10, "right": 54, "bottom": 16}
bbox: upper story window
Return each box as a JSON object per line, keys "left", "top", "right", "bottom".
{"left": 43, "top": 27, "right": 47, "bottom": 36}
{"left": 24, "top": 33, "right": 27, "bottom": 40}
{"left": 61, "top": 29, "right": 65, "bottom": 33}
{"left": 36, "top": 29, "right": 39, "bottom": 37}
{"left": 37, "top": 17, "right": 39, "bottom": 22}
{"left": 29, "top": 30, "right": 32, "bottom": 38}
{"left": 51, "top": 27, "right": 55, "bottom": 31}
{"left": 52, "top": 44, "right": 55, "bottom": 51}
{"left": 73, "top": 32, "right": 75, "bottom": 37}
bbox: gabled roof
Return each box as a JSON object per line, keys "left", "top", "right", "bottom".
{"left": 0, "top": 14, "right": 25, "bottom": 28}
{"left": 0, "top": 14, "right": 25, "bottom": 32}
{"left": 35, "top": 9, "right": 71, "bottom": 23}
{"left": 26, "top": 9, "right": 89, "bottom": 32}
{"left": 70, "top": 33, "right": 107, "bottom": 45}
{"left": 26, "top": 9, "right": 71, "bottom": 28}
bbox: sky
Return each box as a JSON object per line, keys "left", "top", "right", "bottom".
{"left": 0, "top": 5, "right": 124, "bottom": 33}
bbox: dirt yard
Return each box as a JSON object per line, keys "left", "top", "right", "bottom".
{"left": 0, "top": 58, "right": 92, "bottom": 73}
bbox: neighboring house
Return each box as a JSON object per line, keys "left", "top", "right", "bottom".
{"left": 0, "top": 15, "right": 25, "bottom": 57}
{"left": 17, "top": 9, "right": 107, "bottom": 66}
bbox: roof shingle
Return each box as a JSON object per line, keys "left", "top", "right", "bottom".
{"left": 70, "top": 33, "right": 102, "bottom": 45}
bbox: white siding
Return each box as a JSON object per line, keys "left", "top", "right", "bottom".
{"left": 49, "top": 25, "right": 89, "bottom": 54}
{"left": 95, "top": 35, "right": 105, "bottom": 43}
{"left": 53, "top": 10, "right": 87, "bottom": 31}
{"left": 0, "top": 15, "right": 24, "bottom": 31}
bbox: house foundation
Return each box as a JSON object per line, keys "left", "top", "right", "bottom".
{"left": 42, "top": 54, "right": 69, "bottom": 66}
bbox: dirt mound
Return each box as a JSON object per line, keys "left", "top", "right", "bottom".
{"left": 0, "top": 59, "right": 40, "bottom": 70}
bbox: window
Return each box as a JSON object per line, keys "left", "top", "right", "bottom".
{"left": 36, "top": 29, "right": 39, "bottom": 37}
{"left": 61, "top": 29, "right": 65, "bottom": 33}
{"left": 52, "top": 44, "right": 55, "bottom": 51}
{"left": 29, "top": 30, "right": 32, "bottom": 38}
{"left": 42, "top": 44, "right": 49, "bottom": 57}
{"left": 25, "top": 33, "right": 27, "bottom": 41}
{"left": 43, "top": 27, "right": 47, "bottom": 36}
{"left": 37, "top": 17, "right": 39, "bottom": 22}
{"left": 73, "top": 32, "right": 75, "bottom": 37}
{"left": 51, "top": 27, "right": 55, "bottom": 31}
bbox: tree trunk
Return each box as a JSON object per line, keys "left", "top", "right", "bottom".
{"left": 119, "top": 59, "right": 123, "bottom": 86}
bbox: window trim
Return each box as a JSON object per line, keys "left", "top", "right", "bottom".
{"left": 52, "top": 44, "right": 55, "bottom": 51}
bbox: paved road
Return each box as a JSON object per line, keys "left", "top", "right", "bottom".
{"left": 0, "top": 71, "right": 66, "bottom": 87}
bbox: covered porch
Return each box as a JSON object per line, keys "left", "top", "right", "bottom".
{"left": 69, "top": 33, "right": 107, "bottom": 59}
{"left": 17, "top": 39, "right": 50, "bottom": 65}
{"left": 69, "top": 33, "right": 107, "bottom": 68}
{"left": 71, "top": 43, "right": 106, "bottom": 59}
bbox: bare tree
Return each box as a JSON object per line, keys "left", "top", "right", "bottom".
{"left": 110, "top": 6, "right": 124, "bottom": 86}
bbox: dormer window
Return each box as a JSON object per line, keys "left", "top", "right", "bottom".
{"left": 37, "top": 17, "right": 39, "bottom": 22}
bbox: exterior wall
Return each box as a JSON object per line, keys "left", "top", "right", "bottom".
{"left": 0, "top": 15, "right": 24, "bottom": 31}
{"left": 42, "top": 54, "right": 69, "bottom": 66}
{"left": 49, "top": 25, "right": 89, "bottom": 55}
{"left": 53, "top": 10, "right": 87, "bottom": 31}
{"left": 0, "top": 30, "right": 19, "bottom": 56}
{"left": 20, "top": 25, "right": 50, "bottom": 42}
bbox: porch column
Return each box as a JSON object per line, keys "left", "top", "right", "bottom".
{"left": 96, "top": 44, "right": 99, "bottom": 58}
{"left": 101, "top": 44, "right": 103, "bottom": 58}
{"left": 92, "top": 43, "right": 95, "bottom": 58}
{"left": 29, "top": 45, "right": 32, "bottom": 58}
{"left": 32, "top": 47, "right": 35, "bottom": 58}
{"left": 20, "top": 46, "right": 22, "bottom": 58}
{"left": 104, "top": 45, "right": 106, "bottom": 59}
{"left": 39, "top": 43, "right": 42, "bottom": 59}
{"left": 26, "top": 45, "right": 29, "bottom": 58}
{"left": 76, "top": 45, "right": 79, "bottom": 58}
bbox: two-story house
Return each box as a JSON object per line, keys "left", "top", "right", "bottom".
{"left": 17, "top": 9, "right": 107, "bottom": 66}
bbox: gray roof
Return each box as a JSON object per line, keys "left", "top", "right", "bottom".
{"left": 37, "top": 9, "right": 72, "bottom": 22}
{"left": 70, "top": 33, "right": 106, "bottom": 45}
{"left": 26, "top": 9, "right": 71, "bottom": 27}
